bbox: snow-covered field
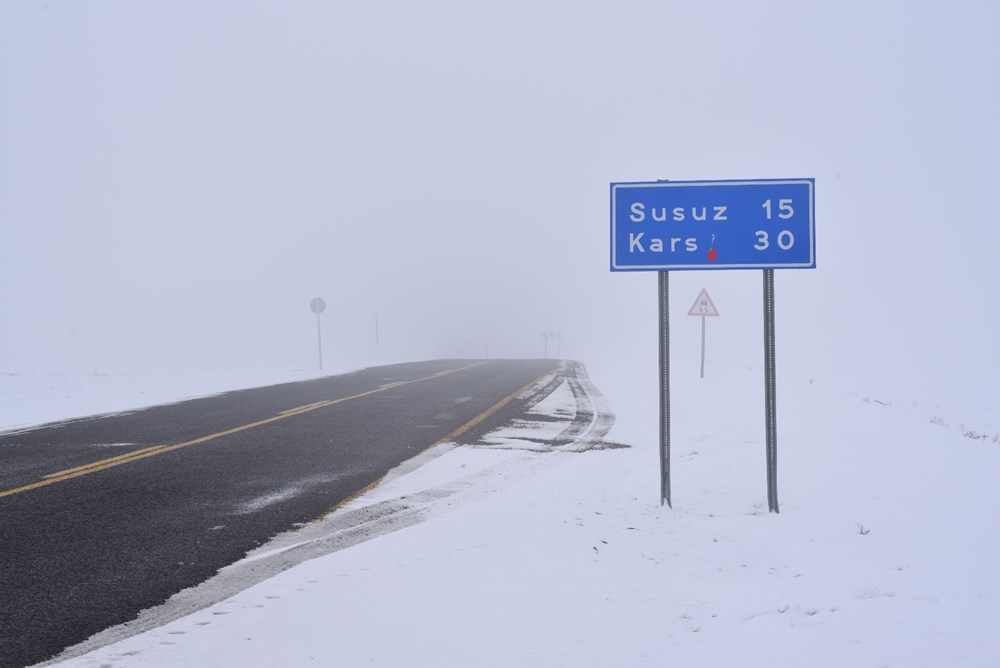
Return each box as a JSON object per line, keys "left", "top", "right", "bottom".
{"left": 11, "top": 357, "right": 997, "bottom": 667}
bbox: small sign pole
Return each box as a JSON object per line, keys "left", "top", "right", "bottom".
{"left": 316, "top": 313, "right": 323, "bottom": 370}
{"left": 658, "top": 271, "right": 671, "bottom": 508}
{"left": 310, "top": 297, "right": 327, "bottom": 371}
{"left": 700, "top": 315, "right": 707, "bottom": 379}
{"left": 687, "top": 289, "right": 720, "bottom": 380}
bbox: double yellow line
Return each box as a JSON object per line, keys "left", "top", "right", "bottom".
{"left": 0, "top": 362, "right": 487, "bottom": 499}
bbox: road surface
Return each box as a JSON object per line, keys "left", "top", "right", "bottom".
{"left": 0, "top": 359, "right": 559, "bottom": 668}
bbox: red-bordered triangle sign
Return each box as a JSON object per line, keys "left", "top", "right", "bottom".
{"left": 687, "top": 288, "right": 720, "bottom": 317}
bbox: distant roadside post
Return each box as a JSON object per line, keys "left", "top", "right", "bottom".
{"left": 310, "top": 297, "right": 326, "bottom": 371}
{"left": 610, "top": 178, "right": 816, "bottom": 512}
{"left": 542, "top": 331, "right": 562, "bottom": 359}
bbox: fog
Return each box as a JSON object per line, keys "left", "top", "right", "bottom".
{"left": 2, "top": 1, "right": 997, "bottom": 410}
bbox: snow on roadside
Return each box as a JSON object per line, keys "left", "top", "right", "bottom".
{"left": 36, "top": 362, "right": 1000, "bottom": 667}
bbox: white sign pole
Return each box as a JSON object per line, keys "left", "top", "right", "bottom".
{"left": 688, "top": 289, "right": 719, "bottom": 380}
{"left": 316, "top": 314, "right": 323, "bottom": 370}
{"left": 700, "top": 315, "right": 707, "bottom": 379}
{"left": 310, "top": 297, "right": 326, "bottom": 371}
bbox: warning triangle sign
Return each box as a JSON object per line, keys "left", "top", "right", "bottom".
{"left": 687, "top": 288, "right": 720, "bottom": 317}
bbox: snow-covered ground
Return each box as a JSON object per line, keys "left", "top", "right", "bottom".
{"left": 14, "top": 358, "right": 1000, "bottom": 667}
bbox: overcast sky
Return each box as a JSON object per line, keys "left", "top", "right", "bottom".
{"left": 1, "top": 1, "right": 997, "bottom": 407}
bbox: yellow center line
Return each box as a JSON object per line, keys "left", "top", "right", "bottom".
{"left": 277, "top": 400, "right": 332, "bottom": 417}
{"left": 377, "top": 381, "right": 408, "bottom": 390}
{"left": 42, "top": 444, "right": 175, "bottom": 479}
{"left": 0, "top": 361, "right": 488, "bottom": 499}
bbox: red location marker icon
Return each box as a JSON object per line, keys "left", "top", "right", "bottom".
{"left": 706, "top": 234, "right": 718, "bottom": 261}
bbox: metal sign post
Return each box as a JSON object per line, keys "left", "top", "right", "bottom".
{"left": 610, "top": 178, "right": 815, "bottom": 513}
{"left": 763, "top": 270, "right": 778, "bottom": 512}
{"left": 310, "top": 297, "right": 326, "bottom": 371}
{"left": 658, "top": 271, "right": 671, "bottom": 507}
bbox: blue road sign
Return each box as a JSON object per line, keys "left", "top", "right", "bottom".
{"left": 610, "top": 178, "right": 815, "bottom": 271}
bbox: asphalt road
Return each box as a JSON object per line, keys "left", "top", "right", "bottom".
{"left": 0, "top": 359, "right": 559, "bottom": 668}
